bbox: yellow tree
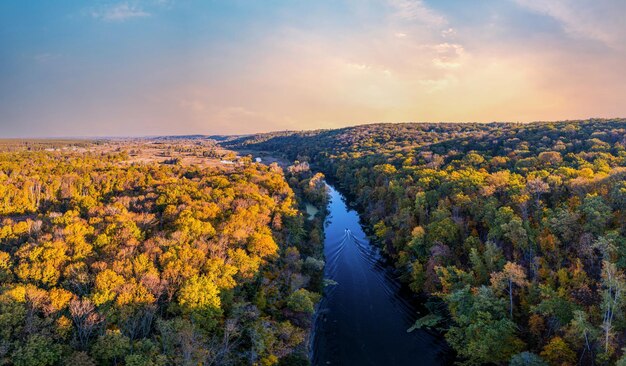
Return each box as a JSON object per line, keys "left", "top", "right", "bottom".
{"left": 491, "top": 262, "right": 528, "bottom": 318}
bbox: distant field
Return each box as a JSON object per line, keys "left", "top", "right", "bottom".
{"left": 0, "top": 137, "right": 242, "bottom": 168}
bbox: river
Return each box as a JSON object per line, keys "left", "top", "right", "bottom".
{"left": 311, "top": 184, "right": 450, "bottom": 365}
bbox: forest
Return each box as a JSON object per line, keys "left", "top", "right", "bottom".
{"left": 227, "top": 119, "right": 626, "bottom": 365}
{"left": 0, "top": 141, "right": 327, "bottom": 366}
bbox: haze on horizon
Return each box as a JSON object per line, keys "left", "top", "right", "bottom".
{"left": 1, "top": 0, "right": 625, "bottom": 138}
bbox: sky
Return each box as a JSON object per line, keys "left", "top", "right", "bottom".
{"left": 1, "top": 0, "right": 625, "bottom": 137}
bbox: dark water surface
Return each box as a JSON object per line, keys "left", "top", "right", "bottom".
{"left": 311, "top": 185, "right": 449, "bottom": 365}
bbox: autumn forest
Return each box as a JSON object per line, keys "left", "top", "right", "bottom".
{"left": 227, "top": 119, "right": 626, "bottom": 365}
{"left": 1, "top": 119, "right": 626, "bottom": 365}
{"left": 0, "top": 140, "right": 327, "bottom": 365}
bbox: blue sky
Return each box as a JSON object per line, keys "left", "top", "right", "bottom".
{"left": 1, "top": 0, "right": 625, "bottom": 137}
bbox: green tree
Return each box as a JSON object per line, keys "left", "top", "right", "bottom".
{"left": 12, "top": 334, "right": 63, "bottom": 366}
{"left": 580, "top": 194, "right": 612, "bottom": 235}
{"left": 286, "top": 288, "right": 319, "bottom": 314}
{"left": 91, "top": 330, "right": 131, "bottom": 366}
{"left": 445, "top": 286, "right": 525, "bottom": 365}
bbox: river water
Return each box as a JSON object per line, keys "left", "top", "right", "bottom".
{"left": 311, "top": 185, "right": 449, "bottom": 365}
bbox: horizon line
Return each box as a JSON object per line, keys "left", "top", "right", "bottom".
{"left": 2, "top": 117, "right": 624, "bottom": 140}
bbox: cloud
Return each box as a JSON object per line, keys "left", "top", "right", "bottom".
{"left": 512, "top": 0, "right": 626, "bottom": 48}
{"left": 441, "top": 28, "right": 456, "bottom": 39}
{"left": 91, "top": 3, "right": 150, "bottom": 22}
{"left": 387, "top": 0, "right": 446, "bottom": 26}
{"left": 431, "top": 43, "right": 465, "bottom": 69}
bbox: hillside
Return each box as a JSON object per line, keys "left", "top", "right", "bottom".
{"left": 225, "top": 119, "right": 626, "bottom": 364}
